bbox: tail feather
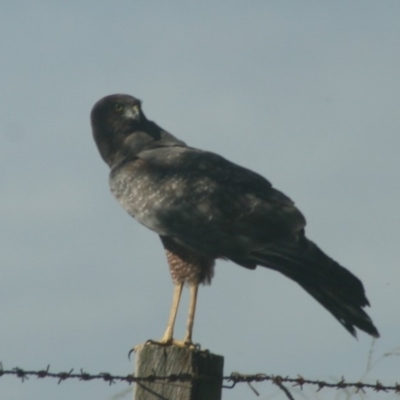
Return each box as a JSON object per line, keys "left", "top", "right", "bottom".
{"left": 251, "top": 236, "right": 379, "bottom": 338}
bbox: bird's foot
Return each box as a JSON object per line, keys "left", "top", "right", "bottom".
{"left": 145, "top": 337, "right": 200, "bottom": 349}
{"left": 128, "top": 338, "right": 201, "bottom": 358}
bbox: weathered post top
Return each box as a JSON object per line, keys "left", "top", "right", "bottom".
{"left": 134, "top": 344, "right": 224, "bottom": 400}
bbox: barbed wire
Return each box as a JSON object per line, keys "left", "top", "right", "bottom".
{"left": 1, "top": 363, "right": 399, "bottom": 396}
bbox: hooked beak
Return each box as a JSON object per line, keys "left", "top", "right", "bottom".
{"left": 123, "top": 104, "right": 141, "bottom": 121}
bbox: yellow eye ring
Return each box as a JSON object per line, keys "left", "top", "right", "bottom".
{"left": 114, "top": 103, "right": 124, "bottom": 112}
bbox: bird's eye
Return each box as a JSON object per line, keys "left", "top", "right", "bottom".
{"left": 114, "top": 103, "right": 124, "bottom": 112}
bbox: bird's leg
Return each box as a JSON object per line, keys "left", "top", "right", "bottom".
{"left": 182, "top": 283, "right": 199, "bottom": 346}
{"left": 145, "top": 283, "right": 199, "bottom": 348}
{"left": 131, "top": 283, "right": 183, "bottom": 353}
{"left": 158, "top": 282, "right": 183, "bottom": 344}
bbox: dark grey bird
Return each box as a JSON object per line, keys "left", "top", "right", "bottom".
{"left": 90, "top": 93, "right": 379, "bottom": 346}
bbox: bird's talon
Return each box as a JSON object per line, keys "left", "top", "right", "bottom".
{"left": 128, "top": 343, "right": 146, "bottom": 359}
{"left": 128, "top": 348, "right": 134, "bottom": 360}
{"left": 194, "top": 343, "right": 201, "bottom": 350}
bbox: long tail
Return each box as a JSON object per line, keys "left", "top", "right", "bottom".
{"left": 250, "top": 235, "right": 379, "bottom": 338}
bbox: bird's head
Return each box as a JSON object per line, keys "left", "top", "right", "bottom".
{"left": 91, "top": 94, "right": 145, "bottom": 166}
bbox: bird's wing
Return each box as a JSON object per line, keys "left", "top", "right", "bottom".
{"left": 130, "top": 146, "right": 306, "bottom": 259}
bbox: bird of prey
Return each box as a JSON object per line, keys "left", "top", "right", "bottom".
{"left": 90, "top": 94, "right": 379, "bottom": 346}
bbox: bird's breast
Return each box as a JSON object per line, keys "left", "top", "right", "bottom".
{"left": 108, "top": 158, "right": 218, "bottom": 236}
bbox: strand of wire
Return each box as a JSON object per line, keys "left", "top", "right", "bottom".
{"left": 0, "top": 364, "right": 399, "bottom": 394}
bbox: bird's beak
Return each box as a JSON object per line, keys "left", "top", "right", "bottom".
{"left": 124, "top": 104, "right": 141, "bottom": 121}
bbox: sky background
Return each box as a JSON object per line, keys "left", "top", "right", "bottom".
{"left": 1, "top": 2, "right": 399, "bottom": 400}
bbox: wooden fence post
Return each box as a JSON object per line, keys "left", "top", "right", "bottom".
{"left": 134, "top": 344, "right": 224, "bottom": 400}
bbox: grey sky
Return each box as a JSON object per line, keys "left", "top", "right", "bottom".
{"left": 1, "top": 2, "right": 399, "bottom": 399}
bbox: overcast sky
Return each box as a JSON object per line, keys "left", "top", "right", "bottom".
{"left": 1, "top": 2, "right": 399, "bottom": 400}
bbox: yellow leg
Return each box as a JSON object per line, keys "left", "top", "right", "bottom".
{"left": 182, "top": 284, "right": 198, "bottom": 346}
{"left": 132, "top": 283, "right": 183, "bottom": 353}
{"left": 135, "top": 282, "right": 200, "bottom": 351}
{"left": 158, "top": 282, "right": 183, "bottom": 344}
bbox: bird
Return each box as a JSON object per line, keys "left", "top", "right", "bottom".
{"left": 90, "top": 93, "right": 379, "bottom": 346}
